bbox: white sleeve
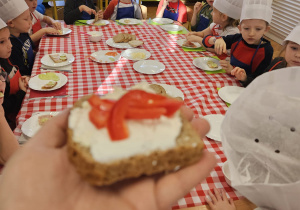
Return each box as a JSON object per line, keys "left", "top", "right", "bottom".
{"left": 33, "top": 10, "right": 44, "bottom": 21}
{"left": 134, "top": 3, "right": 143, "bottom": 19}
{"left": 209, "top": 23, "right": 216, "bottom": 30}
{"left": 222, "top": 26, "right": 240, "bottom": 36}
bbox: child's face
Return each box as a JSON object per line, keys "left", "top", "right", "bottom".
{"left": 238, "top": 19, "right": 270, "bottom": 45}
{"left": 285, "top": 42, "right": 300, "bottom": 67}
{"left": 206, "top": 0, "right": 214, "bottom": 7}
{"left": 212, "top": 7, "right": 222, "bottom": 24}
{"left": 25, "top": 0, "right": 38, "bottom": 13}
{"left": 0, "top": 28, "right": 12, "bottom": 59}
{"left": 11, "top": 9, "right": 32, "bottom": 34}
{"left": 0, "top": 71, "right": 6, "bottom": 105}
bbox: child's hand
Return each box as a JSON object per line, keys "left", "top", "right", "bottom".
{"left": 186, "top": 32, "right": 198, "bottom": 37}
{"left": 193, "top": 2, "right": 204, "bottom": 13}
{"left": 206, "top": 188, "right": 236, "bottom": 210}
{"left": 231, "top": 67, "right": 247, "bottom": 81}
{"left": 214, "top": 38, "right": 227, "bottom": 55}
{"left": 79, "top": 5, "right": 96, "bottom": 15}
{"left": 96, "top": 10, "right": 103, "bottom": 20}
{"left": 19, "top": 76, "right": 30, "bottom": 92}
{"left": 162, "top": 0, "right": 169, "bottom": 8}
{"left": 44, "top": 27, "right": 59, "bottom": 35}
{"left": 220, "top": 60, "right": 233, "bottom": 74}
{"left": 186, "top": 35, "right": 203, "bottom": 44}
{"left": 52, "top": 22, "right": 62, "bottom": 30}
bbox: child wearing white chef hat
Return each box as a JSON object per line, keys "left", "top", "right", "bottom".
{"left": 232, "top": 23, "right": 300, "bottom": 86}
{"left": 0, "top": 17, "right": 29, "bottom": 130}
{"left": 186, "top": 0, "right": 242, "bottom": 48}
{"left": 221, "top": 67, "right": 300, "bottom": 210}
{"left": 0, "top": 0, "right": 34, "bottom": 76}
{"left": 202, "top": 0, "right": 274, "bottom": 82}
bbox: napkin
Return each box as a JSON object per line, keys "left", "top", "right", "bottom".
{"left": 217, "top": 87, "right": 230, "bottom": 107}
{"left": 168, "top": 30, "right": 188, "bottom": 34}
{"left": 40, "top": 64, "right": 73, "bottom": 73}
{"left": 193, "top": 56, "right": 226, "bottom": 74}
{"left": 148, "top": 20, "right": 163, "bottom": 25}
{"left": 29, "top": 85, "right": 67, "bottom": 99}
{"left": 182, "top": 46, "right": 206, "bottom": 52}
{"left": 74, "top": 20, "right": 89, "bottom": 26}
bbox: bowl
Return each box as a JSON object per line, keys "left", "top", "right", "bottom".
{"left": 87, "top": 31, "right": 103, "bottom": 42}
{"left": 222, "top": 161, "right": 232, "bottom": 186}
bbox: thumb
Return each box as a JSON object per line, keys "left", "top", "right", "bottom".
{"left": 28, "top": 109, "right": 70, "bottom": 148}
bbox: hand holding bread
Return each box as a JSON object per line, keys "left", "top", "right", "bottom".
{"left": 0, "top": 107, "right": 216, "bottom": 210}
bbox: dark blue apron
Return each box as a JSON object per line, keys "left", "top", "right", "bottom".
{"left": 82, "top": 0, "right": 92, "bottom": 20}
{"left": 163, "top": 1, "right": 179, "bottom": 21}
{"left": 116, "top": 0, "right": 135, "bottom": 20}
{"left": 231, "top": 38, "right": 262, "bottom": 75}
{"left": 11, "top": 34, "right": 34, "bottom": 75}
{"left": 196, "top": 6, "right": 211, "bottom": 32}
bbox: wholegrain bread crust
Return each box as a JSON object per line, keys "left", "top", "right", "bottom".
{"left": 67, "top": 95, "right": 204, "bottom": 186}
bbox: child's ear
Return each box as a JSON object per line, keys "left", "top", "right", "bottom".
{"left": 221, "top": 14, "right": 228, "bottom": 22}
{"left": 238, "top": 24, "right": 241, "bottom": 32}
{"left": 265, "top": 25, "right": 271, "bottom": 33}
{"left": 6, "top": 20, "right": 14, "bottom": 28}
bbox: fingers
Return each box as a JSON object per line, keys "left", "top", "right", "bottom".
{"left": 191, "top": 118, "right": 210, "bottom": 139}
{"left": 180, "top": 106, "right": 194, "bottom": 121}
{"left": 28, "top": 109, "right": 70, "bottom": 148}
{"left": 221, "top": 189, "right": 229, "bottom": 201}
{"left": 214, "top": 188, "right": 222, "bottom": 200}
{"left": 156, "top": 151, "right": 217, "bottom": 209}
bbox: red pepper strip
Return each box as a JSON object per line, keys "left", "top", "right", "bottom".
{"left": 126, "top": 107, "right": 166, "bottom": 119}
{"left": 89, "top": 107, "right": 110, "bottom": 129}
{"left": 88, "top": 95, "right": 114, "bottom": 111}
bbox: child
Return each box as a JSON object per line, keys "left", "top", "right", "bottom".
{"left": 103, "top": 0, "right": 143, "bottom": 20}
{"left": 0, "top": 0, "right": 35, "bottom": 76}
{"left": 64, "top": 0, "right": 104, "bottom": 25}
{"left": 0, "top": 19, "right": 20, "bottom": 166}
{"left": 202, "top": 0, "right": 273, "bottom": 83}
{"left": 232, "top": 23, "right": 300, "bottom": 86}
{"left": 186, "top": 0, "right": 241, "bottom": 47}
{"left": 156, "top": 0, "right": 187, "bottom": 24}
{"left": 191, "top": 0, "right": 214, "bottom": 32}
{"left": 25, "top": 0, "right": 62, "bottom": 43}
{"left": 0, "top": 18, "right": 29, "bottom": 129}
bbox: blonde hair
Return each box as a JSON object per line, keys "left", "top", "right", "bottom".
{"left": 279, "top": 41, "right": 288, "bottom": 57}
{"left": 0, "top": 26, "right": 8, "bottom": 33}
{"left": 225, "top": 17, "right": 239, "bottom": 29}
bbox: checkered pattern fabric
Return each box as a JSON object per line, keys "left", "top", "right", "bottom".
{"left": 15, "top": 21, "right": 242, "bottom": 209}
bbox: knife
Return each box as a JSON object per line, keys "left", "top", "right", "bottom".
{"left": 39, "top": 67, "right": 73, "bottom": 73}
{"left": 27, "top": 95, "right": 71, "bottom": 101}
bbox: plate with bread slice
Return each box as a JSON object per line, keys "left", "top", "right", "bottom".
{"left": 160, "top": 24, "right": 184, "bottom": 32}
{"left": 48, "top": 28, "right": 72, "bottom": 36}
{"left": 41, "top": 53, "right": 75, "bottom": 67}
{"left": 90, "top": 50, "right": 121, "bottom": 63}
{"left": 21, "top": 111, "right": 60, "bottom": 137}
{"left": 177, "top": 38, "right": 201, "bottom": 48}
{"left": 86, "top": 19, "right": 110, "bottom": 26}
{"left": 203, "top": 114, "right": 225, "bottom": 142}
{"left": 119, "top": 18, "right": 142, "bottom": 25}
{"left": 133, "top": 60, "right": 165, "bottom": 74}
{"left": 193, "top": 57, "right": 222, "bottom": 71}
{"left": 218, "top": 86, "right": 244, "bottom": 104}
{"left": 121, "top": 49, "right": 151, "bottom": 61}
{"left": 151, "top": 84, "right": 184, "bottom": 100}
{"left": 29, "top": 72, "right": 68, "bottom": 91}
{"left": 152, "top": 17, "right": 174, "bottom": 25}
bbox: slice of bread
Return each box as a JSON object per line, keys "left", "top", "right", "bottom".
{"left": 42, "top": 81, "right": 57, "bottom": 89}
{"left": 38, "top": 114, "right": 53, "bottom": 126}
{"left": 150, "top": 84, "right": 167, "bottom": 95}
{"left": 182, "top": 41, "right": 196, "bottom": 48}
{"left": 207, "top": 60, "right": 218, "bottom": 68}
{"left": 49, "top": 54, "right": 67, "bottom": 63}
{"left": 128, "top": 40, "right": 144, "bottom": 47}
{"left": 67, "top": 95, "right": 204, "bottom": 186}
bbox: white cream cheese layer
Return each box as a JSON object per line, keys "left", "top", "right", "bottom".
{"left": 68, "top": 83, "right": 182, "bottom": 163}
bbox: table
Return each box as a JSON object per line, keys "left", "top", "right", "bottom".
{"left": 15, "top": 20, "right": 242, "bottom": 209}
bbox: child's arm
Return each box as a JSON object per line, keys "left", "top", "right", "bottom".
{"left": 231, "top": 67, "right": 247, "bottom": 81}
{"left": 206, "top": 188, "right": 236, "bottom": 210}
{"left": 156, "top": 0, "right": 168, "bottom": 18}
{"left": 186, "top": 26, "right": 211, "bottom": 38}
{"left": 30, "top": 28, "right": 59, "bottom": 43}
{"left": 43, "top": 16, "right": 62, "bottom": 30}
{"left": 0, "top": 106, "right": 19, "bottom": 165}
{"left": 103, "top": 0, "right": 117, "bottom": 20}
{"left": 191, "top": 2, "right": 204, "bottom": 27}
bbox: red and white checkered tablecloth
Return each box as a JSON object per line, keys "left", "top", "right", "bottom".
{"left": 15, "top": 21, "right": 242, "bottom": 209}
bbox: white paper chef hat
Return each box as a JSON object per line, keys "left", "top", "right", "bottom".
{"left": 240, "top": 0, "right": 273, "bottom": 24}
{"left": 0, "top": 0, "right": 29, "bottom": 23}
{"left": 213, "top": 0, "right": 243, "bottom": 20}
{"left": 222, "top": 67, "right": 300, "bottom": 210}
{"left": 0, "top": 18, "right": 7, "bottom": 30}
{"left": 284, "top": 23, "right": 300, "bottom": 45}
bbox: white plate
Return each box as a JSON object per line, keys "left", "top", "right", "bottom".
{"left": 90, "top": 50, "right": 120, "bottom": 63}
{"left": 119, "top": 18, "right": 142, "bottom": 25}
{"left": 29, "top": 73, "right": 68, "bottom": 91}
{"left": 121, "top": 49, "right": 151, "bottom": 61}
{"left": 86, "top": 19, "right": 110, "bottom": 26}
{"left": 48, "top": 28, "right": 72, "bottom": 36}
{"left": 106, "top": 38, "right": 133, "bottom": 49}
{"left": 203, "top": 114, "right": 225, "bottom": 142}
{"left": 160, "top": 24, "right": 184, "bottom": 31}
{"left": 21, "top": 112, "right": 59, "bottom": 137}
{"left": 156, "top": 84, "right": 184, "bottom": 100}
{"left": 133, "top": 60, "right": 165, "bottom": 74}
{"left": 176, "top": 38, "right": 201, "bottom": 48}
{"left": 193, "top": 57, "right": 222, "bottom": 71}
{"left": 218, "top": 86, "right": 245, "bottom": 104}
{"left": 222, "top": 161, "right": 232, "bottom": 186}
{"left": 152, "top": 17, "right": 174, "bottom": 24}
{"left": 41, "top": 53, "right": 75, "bottom": 67}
